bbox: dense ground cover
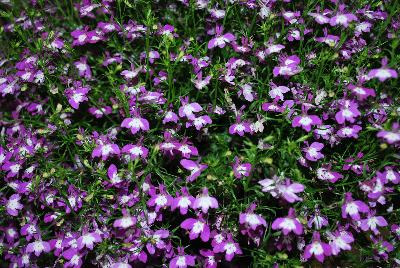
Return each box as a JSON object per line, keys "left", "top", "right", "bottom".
{"left": 0, "top": 0, "right": 399, "bottom": 267}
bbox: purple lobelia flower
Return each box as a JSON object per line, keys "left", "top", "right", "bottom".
{"left": 271, "top": 208, "right": 303, "bottom": 235}
{"left": 238, "top": 83, "right": 256, "bottom": 102}
{"left": 172, "top": 187, "right": 195, "bottom": 215}
{"left": 88, "top": 106, "right": 112, "bottom": 118}
{"left": 207, "top": 25, "right": 235, "bottom": 49}
{"left": 178, "top": 97, "right": 203, "bottom": 120}
{"left": 239, "top": 203, "right": 267, "bottom": 231}
{"left": 269, "top": 84, "right": 290, "bottom": 100}
{"left": 316, "top": 166, "right": 343, "bottom": 183}
{"left": 163, "top": 110, "right": 179, "bottom": 124}
{"left": 213, "top": 234, "right": 242, "bottom": 261}
{"left": 200, "top": 249, "right": 218, "bottom": 268}
{"left": 5, "top": 194, "right": 23, "bottom": 216}
{"left": 63, "top": 248, "right": 83, "bottom": 268}
{"left": 74, "top": 56, "right": 92, "bottom": 79}
{"left": 91, "top": 142, "right": 120, "bottom": 161}
{"left": 359, "top": 211, "right": 388, "bottom": 235}
{"left": 376, "top": 166, "right": 400, "bottom": 184}
{"left": 292, "top": 114, "right": 322, "bottom": 132}
{"left": 175, "top": 139, "right": 199, "bottom": 158}
{"left": 193, "top": 188, "right": 218, "bottom": 214}
{"left": 330, "top": 12, "right": 358, "bottom": 28}
{"left": 307, "top": 209, "right": 329, "bottom": 230}
{"left": 121, "top": 64, "right": 142, "bottom": 80}
{"left": 335, "top": 100, "right": 361, "bottom": 124}
{"left": 337, "top": 125, "right": 362, "bottom": 139}
{"left": 341, "top": 192, "right": 369, "bottom": 221}
{"left": 65, "top": 82, "right": 90, "bottom": 109}
{"left": 107, "top": 164, "right": 122, "bottom": 185}
{"left": 327, "top": 228, "right": 354, "bottom": 255}
{"left": 113, "top": 213, "right": 137, "bottom": 229}
{"left": 121, "top": 111, "right": 150, "bottom": 135}
{"left": 303, "top": 142, "right": 324, "bottom": 161}
{"left": 259, "top": 175, "right": 305, "bottom": 203}
{"left": 193, "top": 72, "right": 212, "bottom": 90}
{"left": 77, "top": 231, "right": 102, "bottom": 250}
{"left": 232, "top": 157, "right": 251, "bottom": 179}
{"left": 377, "top": 123, "right": 400, "bottom": 144}
{"left": 170, "top": 247, "right": 196, "bottom": 268}
{"left": 180, "top": 159, "right": 208, "bottom": 182}
{"left": 186, "top": 115, "right": 212, "bottom": 131}
{"left": 303, "top": 232, "right": 331, "bottom": 263}
{"left": 181, "top": 215, "right": 210, "bottom": 242}
{"left": 347, "top": 83, "right": 375, "bottom": 101}
{"left": 273, "top": 55, "right": 302, "bottom": 77}
{"left": 229, "top": 115, "right": 252, "bottom": 137}
{"left": 367, "top": 57, "right": 398, "bottom": 82}
{"left": 146, "top": 229, "right": 169, "bottom": 254}
{"left": 391, "top": 224, "right": 400, "bottom": 239}
{"left": 122, "top": 143, "right": 149, "bottom": 160}
{"left": 147, "top": 184, "right": 173, "bottom": 212}
{"left": 26, "top": 239, "right": 51, "bottom": 257}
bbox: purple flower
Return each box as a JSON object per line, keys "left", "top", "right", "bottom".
{"left": 181, "top": 216, "right": 210, "bottom": 242}
{"left": 307, "top": 209, "right": 329, "bottom": 230}
{"left": 341, "top": 192, "right": 369, "bottom": 220}
{"left": 292, "top": 114, "right": 322, "bottom": 132}
{"left": 337, "top": 125, "right": 362, "bottom": 139}
{"left": 180, "top": 159, "right": 208, "bottom": 182}
{"left": 327, "top": 229, "right": 354, "bottom": 255}
{"left": 171, "top": 187, "right": 195, "bottom": 215}
{"left": 26, "top": 240, "right": 51, "bottom": 257}
{"left": 186, "top": 115, "right": 212, "bottom": 130}
{"left": 113, "top": 215, "right": 137, "bottom": 229}
{"left": 122, "top": 143, "right": 148, "bottom": 160}
{"left": 170, "top": 247, "right": 196, "bottom": 268}
{"left": 121, "top": 65, "right": 142, "bottom": 80}
{"left": 269, "top": 85, "right": 290, "bottom": 100}
{"left": 330, "top": 13, "right": 358, "bottom": 28}
{"left": 193, "top": 72, "right": 212, "bottom": 90}
{"left": 74, "top": 56, "right": 92, "bottom": 79}
{"left": 6, "top": 194, "right": 23, "bottom": 216}
{"left": 200, "top": 249, "right": 218, "bottom": 268}
{"left": 376, "top": 166, "right": 400, "bottom": 184}
{"left": 359, "top": 211, "right": 388, "bottom": 235}
{"left": 193, "top": 188, "right": 218, "bottom": 214}
{"left": 213, "top": 234, "right": 242, "bottom": 261}
{"left": 273, "top": 55, "right": 302, "bottom": 77}
{"left": 91, "top": 143, "right": 120, "bottom": 161}
{"left": 335, "top": 100, "right": 361, "bottom": 124}
{"left": 77, "top": 232, "right": 102, "bottom": 250}
{"left": 377, "top": 123, "right": 400, "bottom": 144}
{"left": 163, "top": 110, "right": 179, "bottom": 124}
{"left": 88, "top": 106, "right": 112, "bottom": 118}
{"left": 232, "top": 157, "right": 251, "bottom": 179}
{"left": 303, "top": 142, "right": 324, "bottom": 161}
{"left": 271, "top": 208, "right": 303, "bottom": 235}
{"left": 63, "top": 249, "right": 83, "bottom": 268}
{"left": 147, "top": 185, "right": 173, "bottom": 212}
{"left": 367, "top": 57, "right": 398, "bottom": 81}
{"left": 347, "top": 84, "right": 375, "bottom": 101}
{"left": 178, "top": 97, "right": 203, "bottom": 120}
{"left": 121, "top": 116, "right": 150, "bottom": 135}
{"left": 316, "top": 167, "right": 343, "bottom": 183}
{"left": 65, "top": 84, "right": 90, "bottom": 109}
{"left": 207, "top": 26, "right": 235, "bottom": 49}
{"left": 239, "top": 204, "right": 267, "bottom": 230}
{"left": 229, "top": 115, "right": 252, "bottom": 137}
{"left": 303, "top": 232, "right": 331, "bottom": 263}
